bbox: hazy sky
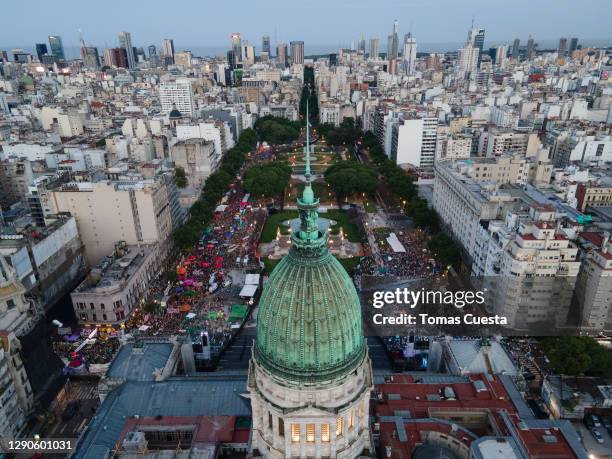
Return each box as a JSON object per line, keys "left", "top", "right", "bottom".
{"left": 2, "top": 0, "right": 611, "bottom": 50}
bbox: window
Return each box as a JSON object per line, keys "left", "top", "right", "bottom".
{"left": 306, "top": 424, "right": 315, "bottom": 443}
{"left": 7, "top": 299, "right": 15, "bottom": 309}
{"left": 349, "top": 411, "right": 355, "bottom": 430}
{"left": 291, "top": 424, "right": 300, "bottom": 443}
{"left": 279, "top": 418, "right": 284, "bottom": 437}
{"left": 268, "top": 412, "right": 273, "bottom": 429}
{"left": 101, "top": 303, "right": 105, "bottom": 310}
{"left": 102, "top": 314, "right": 107, "bottom": 321}
{"left": 336, "top": 417, "right": 343, "bottom": 437}
{"left": 321, "top": 423, "right": 330, "bottom": 442}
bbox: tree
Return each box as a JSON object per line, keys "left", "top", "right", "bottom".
{"left": 254, "top": 117, "right": 301, "bottom": 145}
{"left": 428, "top": 233, "right": 460, "bottom": 267}
{"left": 174, "top": 167, "right": 187, "bottom": 188}
{"left": 540, "top": 337, "right": 612, "bottom": 377}
{"left": 324, "top": 162, "right": 378, "bottom": 201}
{"left": 243, "top": 163, "right": 292, "bottom": 197}
{"left": 406, "top": 198, "right": 438, "bottom": 229}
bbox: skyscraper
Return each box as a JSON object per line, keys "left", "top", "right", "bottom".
{"left": 558, "top": 37, "right": 568, "bottom": 57}
{"left": 35, "top": 43, "right": 48, "bottom": 62}
{"left": 117, "top": 31, "right": 136, "bottom": 69}
{"left": 48, "top": 35, "right": 65, "bottom": 60}
{"left": 148, "top": 45, "right": 159, "bottom": 66}
{"left": 512, "top": 38, "right": 520, "bottom": 60}
{"left": 231, "top": 33, "right": 242, "bottom": 63}
{"left": 248, "top": 105, "right": 372, "bottom": 458}
{"left": 104, "top": 47, "right": 128, "bottom": 68}
{"left": 369, "top": 38, "right": 379, "bottom": 59}
{"left": 467, "top": 27, "right": 485, "bottom": 65}
{"left": 526, "top": 37, "right": 535, "bottom": 60}
{"left": 403, "top": 33, "right": 417, "bottom": 75}
{"left": 568, "top": 37, "right": 579, "bottom": 57}
{"left": 262, "top": 35, "right": 270, "bottom": 55}
{"left": 386, "top": 35, "right": 393, "bottom": 59}
{"left": 391, "top": 20, "right": 399, "bottom": 60}
{"left": 290, "top": 41, "right": 304, "bottom": 65}
{"left": 162, "top": 38, "right": 175, "bottom": 64}
{"left": 243, "top": 43, "right": 255, "bottom": 65}
{"left": 276, "top": 42, "right": 288, "bottom": 67}
{"left": 457, "top": 45, "right": 480, "bottom": 78}
{"left": 358, "top": 33, "right": 366, "bottom": 54}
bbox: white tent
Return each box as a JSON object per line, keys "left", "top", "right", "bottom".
{"left": 215, "top": 204, "right": 228, "bottom": 213}
{"left": 386, "top": 233, "right": 406, "bottom": 253}
{"left": 244, "top": 274, "right": 261, "bottom": 285}
{"left": 239, "top": 284, "right": 258, "bottom": 298}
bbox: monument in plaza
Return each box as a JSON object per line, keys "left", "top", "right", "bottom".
{"left": 247, "top": 103, "right": 373, "bottom": 458}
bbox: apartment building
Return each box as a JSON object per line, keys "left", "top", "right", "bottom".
{"left": 170, "top": 139, "right": 219, "bottom": 189}
{"left": 575, "top": 183, "right": 612, "bottom": 212}
{"left": 573, "top": 235, "right": 612, "bottom": 332}
{"left": 478, "top": 130, "right": 530, "bottom": 157}
{"left": 71, "top": 242, "right": 160, "bottom": 324}
{"left": 159, "top": 79, "right": 195, "bottom": 117}
{"left": 474, "top": 205, "right": 581, "bottom": 331}
{"left": 49, "top": 171, "right": 180, "bottom": 265}
{"left": 0, "top": 215, "right": 86, "bottom": 311}
{"left": 391, "top": 115, "right": 438, "bottom": 171}
{"left": 433, "top": 160, "right": 516, "bottom": 259}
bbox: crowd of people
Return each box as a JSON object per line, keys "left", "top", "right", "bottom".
{"left": 373, "top": 227, "right": 443, "bottom": 278}
{"left": 126, "top": 183, "right": 266, "bottom": 343}
{"left": 54, "top": 177, "right": 266, "bottom": 369}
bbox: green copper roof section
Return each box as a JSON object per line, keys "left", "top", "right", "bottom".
{"left": 254, "top": 99, "right": 366, "bottom": 384}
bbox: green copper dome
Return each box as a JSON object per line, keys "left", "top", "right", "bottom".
{"left": 254, "top": 104, "right": 366, "bottom": 384}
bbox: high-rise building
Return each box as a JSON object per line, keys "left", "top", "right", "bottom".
{"left": 496, "top": 45, "right": 508, "bottom": 66}
{"left": 148, "top": 45, "right": 159, "bottom": 66}
{"left": 368, "top": 37, "right": 379, "bottom": 59}
{"left": 82, "top": 46, "right": 100, "bottom": 69}
{"left": 276, "top": 42, "right": 288, "bottom": 67}
{"left": 162, "top": 38, "right": 174, "bottom": 63}
{"left": 558, "top": 37, "right": 568, "bottom": 57}
{"left": 231, "top": 33, "right": 242, "bottom": 63}
{"left": 526, "top": 37, "right": 535, "bottom": 59}
{"left": 512, "top": 38, "right": 520, "bottom": 60}
{"left": 159, "top": 78, "right": 195, "bottom": 116}
{"left": 390, "top": 20, "right": 399, "bottom": 60}
{"left": 467, "top": 27, "right": 485, "bottom": 65}
{"left": 290, "top": 40, "right": 304, "bottom": 65}
{"left": 248, "top": 110, "right": 372, "bottom": 459}
{"left": 242, "top": 43, "right": 255, "bottom": 65}
{"left": 457, "top": 45, "right": 480, "bottom": 78}
{"left": 262, "top": 35, "right": 270, "bottom": 55}
{"left": 391, "top": 116, "right": 438, "bottom": 170}
{"left": 386, "top": 35, "right": 393, "bottom": 59}
{"left": 48, "top": 35, "right": 65, "bottom": 60}
{"left": 568, "top": 37, "right": 579, "bottom": 56}
{"left": 403, "top": 33, "right": 417, "bottom": 75}
{"left": 104, "top": 47, "right": 128, "bottom": 68}
{"left": 35, "top": 43, "right": 47, "bottom": 62}
{"left": 358, "top": 33, "right": 366, "bottom": 54}
{"left": 117, "top": 31, "right": 136, "bottom": 69}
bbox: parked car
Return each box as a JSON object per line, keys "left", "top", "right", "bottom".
{"left": 591, "top": 414, "right": 602, "bottom": 427}
{"left": 591, "top": 429, "right": 604, "bottom": 444}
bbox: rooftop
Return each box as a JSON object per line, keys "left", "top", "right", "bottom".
{"left": 73, "top": 244, "right": 154, "bottom": 294}
{"left": 73, "top": 379, "right": 251, "bottom": 459}
{"left": 106, "top": 343, "right": 173, "bottom": 381}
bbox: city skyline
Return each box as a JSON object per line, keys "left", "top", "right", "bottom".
{"left": 2, "top": 0, "right": 611, "bottom": 52}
